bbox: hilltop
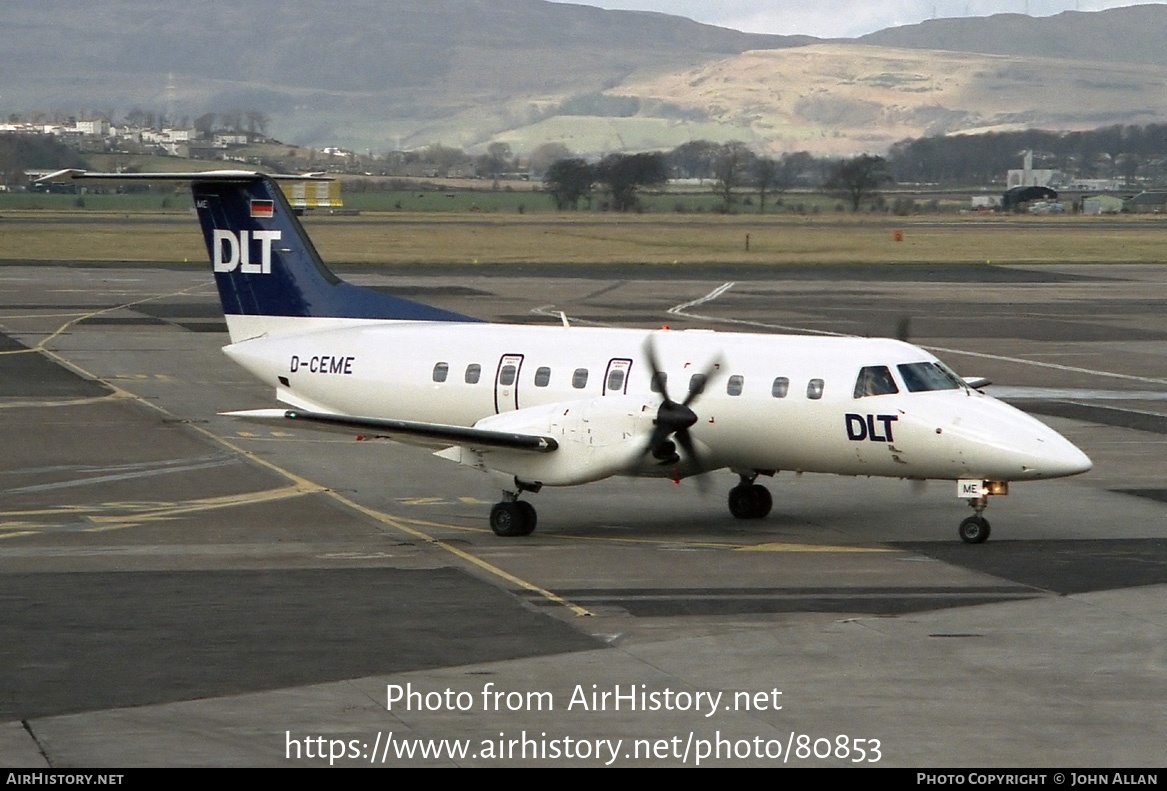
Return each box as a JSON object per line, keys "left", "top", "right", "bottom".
{"left": 3, "top": 1, "right": 1166, "bottom": 155}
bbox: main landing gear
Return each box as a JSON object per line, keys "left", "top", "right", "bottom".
{"left": 489, "top": 480, "right": 540, "bottom": 537}
{"left": 728, "top": 473, "right": 773, "bottom": 520}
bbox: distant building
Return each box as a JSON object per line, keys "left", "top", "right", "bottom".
{"left": 971, "top": 195, "right": 1001, "bottom": 210}
{"left": 1007, "top": 168, "right": 1059, "bottom": 188}
{"left": 1007, "top": 150, "right": 1060, "bottom": 189}
{"left": 1082, "top": 195, "right": 1124, "bottom": 215}
{"left": 1002, "top": 185, "right": 1058, "bottom": 211}
{"left": 141, "top": 128, "right": 193, "bottom": 144}
{"left": 1126, "top": 191, "right": 1167, "bottom": 213}
{"left": 71, "top": 119, "right": 110, "bottom": 137}
{"left": 1065, "top": 177, "right": 1124, "bottom": 192}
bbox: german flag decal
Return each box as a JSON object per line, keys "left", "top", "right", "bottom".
{"left": 250, "top": 199, "right": 274, "bottom": 218}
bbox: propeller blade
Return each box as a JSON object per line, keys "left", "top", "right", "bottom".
{"left": 675, "top": 426, "right": 706, "bottom": 471}
{"left": 640, "top": 332, "right": 722, "bottom": 481}
{"left": 673, "top": 427, "right": 714, "bottom": 494}
{"left": 681, "top": 352, "right": 725, "bottom": 408}
{"left": 642, "top": 334, "right": 673, "bottom": 403}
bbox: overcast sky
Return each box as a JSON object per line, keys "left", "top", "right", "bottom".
{"left": 549, "top": 0, "right": 1162, "bottom": 38}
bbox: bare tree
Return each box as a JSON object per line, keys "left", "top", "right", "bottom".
{"left": 751, "top": 155, "right": 779, "bottom": 213}
{"left": 827, "top": 154, "right": 892, "bottom": 211}
{"left": 713, "top": 141, "right": 755, "bottom": 211}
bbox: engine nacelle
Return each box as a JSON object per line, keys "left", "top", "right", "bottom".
{"left": 434, "top": 397, "right": 657, "bottom": 486}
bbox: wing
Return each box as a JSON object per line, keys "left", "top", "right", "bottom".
{"left": 222, "top": 409, "right": 558, "bottom": 453}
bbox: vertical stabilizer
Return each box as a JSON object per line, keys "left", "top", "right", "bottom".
{"left": 60, "top": 170, "right": 477, "bottom": 342}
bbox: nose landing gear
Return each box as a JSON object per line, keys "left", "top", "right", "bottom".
{"left": 956, "top": 480, "right": 1007, "bottom": 544}
{"left": 958, "top": 503, "right": 991, "bottom": 544}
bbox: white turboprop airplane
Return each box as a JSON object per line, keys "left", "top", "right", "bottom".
{"left": 58, "top": 170, "right": 1093, "bottom": 543}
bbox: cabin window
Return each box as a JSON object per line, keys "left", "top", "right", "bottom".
{"left": 898, "top": 362, "right": 962, "bottom": 392}
{"left": 853, "top": 365, "right": 899, "bottom": 398}
{"left": 464, "top": 364, "right": 481, "bottom": 384}
{"left": 534, "top": 366, "right": 551, "bottom": 387}
{"left": 432, "top": 362, "right": 449, "bottom": 383}
{"left": 650, "top": 371, "right": 668, "bottom": 394}
{"left": 771, "top": 376, "right": 789, "bottom": 398}
{"left": 688, "top": 373, "right": 707, "bottom": 396}
{"left": 807, "top": 378, "right": 824, "bottom": 400}
{"left": 499, "top": 365, "right": 517, "bottom": 386}
{"left": 726, "top": 375, "right": 744, "bottom": 396}
{"left": 572, "top": 368, "right": 589, "bottom": 389}
{"left": 607, "top": 368, "right": 626, "bottom": 393}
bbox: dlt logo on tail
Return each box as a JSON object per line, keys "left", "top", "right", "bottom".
{"left": 213, "top": 229, "right": 282, "bottom": 274}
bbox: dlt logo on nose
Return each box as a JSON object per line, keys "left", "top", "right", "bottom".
{"left": 845, "top": 413, "right": 899, "bottom": 442}
{"left": 214, "top": 229, "right": 282, "bottom": 274}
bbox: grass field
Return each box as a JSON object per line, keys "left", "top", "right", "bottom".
{"left": 1, "top": 209, "right": 1164, "bottom": 266}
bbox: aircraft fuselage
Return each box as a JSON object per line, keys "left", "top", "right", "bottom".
{"left": 224, "top": 320, "right": 1091, "bottom": 486}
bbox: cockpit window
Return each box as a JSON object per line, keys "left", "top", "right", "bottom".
{"left": 853, "top": 365, "right": 899, "bottom": 398}
{"left": 897, "top": 362, "right": 963, "bottom": 392}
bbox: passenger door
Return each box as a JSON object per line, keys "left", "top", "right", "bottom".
{"left": 494, "top": 354, "right": 524, "bottom": 413}
{"left": 603, "top": 358, "right": 633, "bottom": 396}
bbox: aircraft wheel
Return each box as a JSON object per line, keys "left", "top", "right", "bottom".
{"left": 516, "top": 501, "right": 538, "bottom": 536}
{"left": 958, "top": 515, "right": 991, "bottom": 544}
{"left": 728, "top": 484, "right": 767, "bottom": 520}
{"left": 490, "top": 502, "right": 528, "bottom": 537}
{"left": 750, "top": 484, "right": 773, "bottom": 518}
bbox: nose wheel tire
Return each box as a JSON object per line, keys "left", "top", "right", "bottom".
{"left": 958, "top": 515, "right": 991, "bottom": 544}
{"left": 728, "top": 483, "right": 773, "bottom": 520}
{"left": 490, "top": 501, "right": 537, "bottom": 537}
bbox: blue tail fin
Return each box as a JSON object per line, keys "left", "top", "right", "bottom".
{"left": 191, "top": 174, "right": 476, "bottom": 328}
{"left": 60, "top": 169, "right": 476, "bottom": 340}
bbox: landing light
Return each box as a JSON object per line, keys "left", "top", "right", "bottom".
{"left": 958, "top": 479, "right": 1009, "bottom": 498}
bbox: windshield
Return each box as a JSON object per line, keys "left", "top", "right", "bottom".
{"left": 897, "top": 362, "right": 963, "bottom": 392}
{"left": 853, "top": 365, "right": 899, "bottom": 398}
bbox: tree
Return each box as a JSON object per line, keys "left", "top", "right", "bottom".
{"left": 596, "top": 152, "right": 667, "bottom": 212}
{"left": 668, "top": 139, "right": 721, "bottom": 179}
{"left": 0, "top": 134, "right": 87, "bottom": 186}
{"left": 713, "top": 142, "right": 755, "bottom": 211}
{"left": 543, "top": 158, "right": 595, "bottom": 210}
{"left": 193, "top": 113, "right": 218, "bottom": 137}
{"left": 528, "top": 142, "right": 572, "bottom": 177}
{"left": 827, "top": 154, "right": 892, "bottom": 212}
{"left": 481, "top": 141, "right": 513, "bottom": 178}
{"left": 1116, "top": 152, "right": 1141, "bottom": 184}
{"left": 245, "top": 110, "right": 271, "bottom": 137}
{"left": 423, "top": 143, "right": 470, "bottom": 177}
{"left": 752, "top": 156, "right": 782, "bottom": 213}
